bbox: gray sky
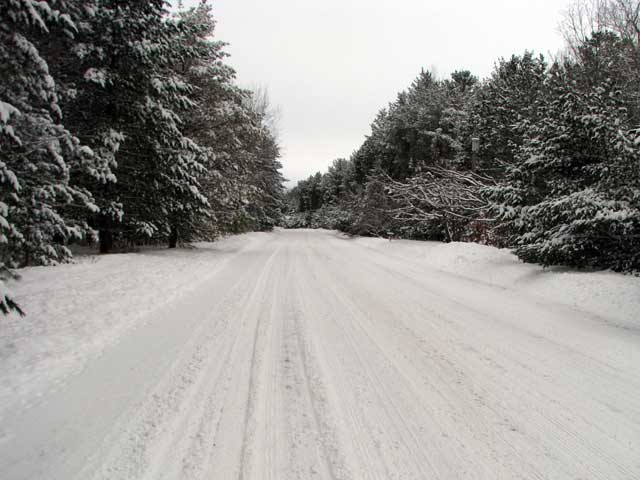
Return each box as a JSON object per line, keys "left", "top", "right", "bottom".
{"left": 177, "top": 0, "right": 572, "bottom": 186}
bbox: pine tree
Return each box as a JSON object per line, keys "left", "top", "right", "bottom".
{"left": 245, "top": 128, "right": 285, "bottom": 230}
{"left": 473, "top": 52, "right": 547, "bottom": 176}
{"left": 173, "top": 3, "right": 286, "bottom": 237}
{"left": 349, "top": 169, "right": 398, "bottom": 237}
{"left": 172, "top": 0, "right": 245, "bottom": 239}
{"left": 441, "top": 70, "right": 479, "bottom": 170}
{"left": 52, "top": 0, "right": 208, "bottom": 252}
{"left": 352, "top": 109, "right": 393, "bottom": 184}
{"left": 384, "top": 70, "right": 452, "bottom": 179}
{"left": 489, "top": 58, "right": 640, "bottom": 270}
{"left": 0, "top": 0, "right": 106, "bottom": 314}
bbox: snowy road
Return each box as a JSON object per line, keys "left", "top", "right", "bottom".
{"left": 1, "top": 229, "right": 639, "bottom": 479}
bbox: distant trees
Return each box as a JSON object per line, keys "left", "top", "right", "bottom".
{"left": 1, "top": 0, "right": 284, "bottom": 314}
{"left": 288, "top": 17, "right": 640, "bottom": 271}
{"left": 285, "top": 67, "right": 488, "bottom": 240}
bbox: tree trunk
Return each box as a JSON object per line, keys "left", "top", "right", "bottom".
{"left": 444, "top": 216, "right": 453, "bottom": 243}
{"left": 98, "top": 215, "right": 113, "bottom": 254}
{"left": 169, "top": 223, "right": 178, "bottom": 249}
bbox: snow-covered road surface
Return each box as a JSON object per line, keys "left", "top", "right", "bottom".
{"left": 1, "top": 229, "right": 639, "bottom": 479}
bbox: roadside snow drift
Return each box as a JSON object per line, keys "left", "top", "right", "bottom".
{"left": 349, "top": 235, "right": 640, "bottom": 330}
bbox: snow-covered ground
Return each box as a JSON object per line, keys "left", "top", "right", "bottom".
{"left": 349, "top": 234, "right": 640, "bottom": 330}
{"left": 1, "top": 229, "right": 639, "bottom": 479}
{"left": 0, "top": 233, "right": 268, "bottom": 416}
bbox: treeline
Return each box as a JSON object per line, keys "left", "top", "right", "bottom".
{"left": 1, "top": 1, "right": 284, "bottom": 313}
{"left": 286, "top": 0, "right": 640, "bottom": 273}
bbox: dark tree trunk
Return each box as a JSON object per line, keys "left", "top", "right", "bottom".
{"left": 98, "top": 215, "right": 113, "bottom": 254}
{"left": 23, "top": 247, "right": 31, "bottom": 268}
{"left": 169, "top": 223, "right": 178, "bottom": 249}
{"left": 99, "top": 228, "right": 113, "bottom": 254}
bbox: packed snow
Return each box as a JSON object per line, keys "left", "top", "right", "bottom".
{"left": 1, "top": 229, "right": 639, "bottom": 480}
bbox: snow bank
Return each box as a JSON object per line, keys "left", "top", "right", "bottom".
{"left": 0, "top": 233, "right": 267, "bottom": 417}
{"left": 349, "top": 235, "right": 640, "bottom": 330}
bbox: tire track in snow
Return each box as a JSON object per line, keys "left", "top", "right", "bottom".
{"left": 236, "top": 245, "right": 284, "bottom": 480}
{"left": 307, "top": 231, "right": 640, "bottom": 479}
{"left": 304, "top": 238, "right": 538, "bottom": 478}
{"left": 83, "top": 241, "right": 283, "bottom": 480}
{"left": 158, "top": 244, "right": 285, "bottom": 480}
{"left": 284, "top": 248, "right": 353, "bottom": 480}
{"left": 237, "top": 243, "right": 352, "bottom": 480}
{"left": 4, "top": 229, "right": 640, "bottom": 480}
{"left": 341, "top": 234, "right": 640, "bottom": 478}
{"left": 299, "top": 239, "right": 447, "bottom": 479}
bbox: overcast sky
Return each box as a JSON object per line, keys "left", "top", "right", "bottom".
{"left": 176, "top": 0, "right": 573, "bottom": 186}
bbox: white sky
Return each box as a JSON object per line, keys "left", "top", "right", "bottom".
{"left": 176, "top": 0, "right": 572, "bottom": 185}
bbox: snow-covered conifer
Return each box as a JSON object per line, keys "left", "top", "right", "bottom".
{"left": 51, "top": 0, "right": 208, "bottom": 251}
{"left": 0, "top": 0, "right": 104, "bottom": 313}
{"left": 472, "top": 52, "right": 547, "bottom": 176}
{"left": 489, "top": 51, "right": 640, "bottom": 270}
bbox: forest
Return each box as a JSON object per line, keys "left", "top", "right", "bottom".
{"left": 1, "top": 1, "right": 285, "bottom": 314}
{"left": 2, "top": 0, "right": 640, "bottom": 317}
{"left": 286, "top": 0, "right": 640, "bottom": 274}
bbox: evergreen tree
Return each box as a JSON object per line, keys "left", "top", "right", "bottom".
{"left": 173, "top": 0, "right": 250, "bottom": 238}
{"left": 441, "top": 70, "right": 479, "bottom": 170}
{"left": 244, "top": 134, "right": 285, "bottom": 231}
{"left": 352, "top": 109, "right": 393, "bottom": 184}
{"left": 489, "top": 55, "right": 640, "bottom": 270}
{"left": 473, "top": 52, "right": 547, "bottom": 176}
{"left": 0, "top": 0, "right": 106, "bottom": 313}
{"left": 349, "top": 169, "right": 398, "bottom": 237}
{"left": 241, "top": 88, "right": 285, "bottom": 231}
{"left": 322, "top": 158, "right": 355, "bottom": 205}
{"left": 384, "top": 70, "right": 452, "bottom": 179}
{"left": 53, "top": 0, "right": 208, "bottom": 252}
